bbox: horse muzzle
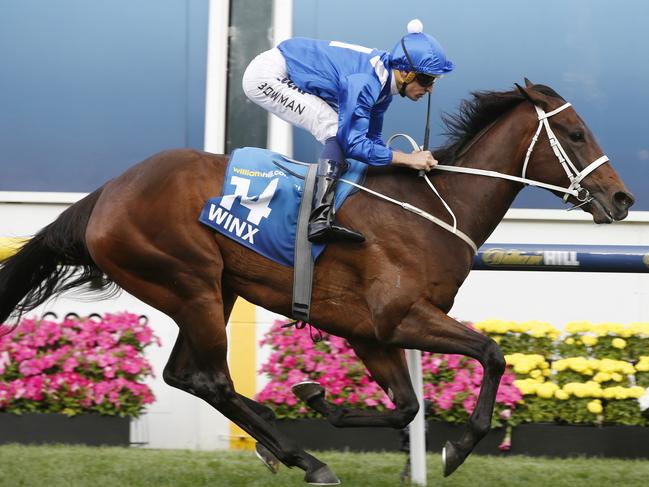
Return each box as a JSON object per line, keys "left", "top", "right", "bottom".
{"left": 587, "top": 188, "right": 635, "bottom": 223}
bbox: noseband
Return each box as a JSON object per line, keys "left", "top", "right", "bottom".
{"left": 521, "top": 102, "right": 610, "bottom": 206}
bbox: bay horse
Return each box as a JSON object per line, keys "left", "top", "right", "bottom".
{"left": 0, "top": 80, "right": 634, "bottom": 484}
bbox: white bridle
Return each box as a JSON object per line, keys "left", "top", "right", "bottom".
{"left": 342, "top": 101, "right": 612, "bottom": 254}
{"left": 521, "top": 102, "right": 609, "bottom": 204}
{"left": 389, "top": 101, "right": 610, "bottom": 206}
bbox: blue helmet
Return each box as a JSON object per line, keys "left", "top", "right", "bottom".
{"left": 390, "top": 19, "right": 454, "bottom": 75}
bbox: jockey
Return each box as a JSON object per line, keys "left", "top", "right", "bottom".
{"left": 242, "top": 19, "right": 454, "bottom": 244}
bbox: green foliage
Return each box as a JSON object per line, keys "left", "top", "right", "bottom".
{"left": 513, "top": 397, "right": 557, "bottom": 424}
{"left": 555, "top": 398, "right": 600, "bottom": 424}
{"left": 604, "top": 399, "right": 647, "bottom": 426}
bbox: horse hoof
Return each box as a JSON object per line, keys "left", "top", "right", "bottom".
{"left": 292, "top": 381, "right": 325, "bottom": 402}
{"left": 255, "top": 443, "right": 280, "bottom": 474}
{"left": 304, "top": 464, "right": 340, "bottom": 485}
{"left": 442, "top": 440, "right": 465, "bottom": 477}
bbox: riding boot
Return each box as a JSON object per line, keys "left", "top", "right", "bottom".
{"left": 307, "top": 159, "right": 365, "bottom": 244}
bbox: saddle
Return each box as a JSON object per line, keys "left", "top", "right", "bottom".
{"left": 198, "top": 147, "right": 367, "bottom": 320}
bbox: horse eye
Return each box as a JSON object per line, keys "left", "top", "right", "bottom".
{"left": 570, "top": 131, "right": 584, "bottom": 142}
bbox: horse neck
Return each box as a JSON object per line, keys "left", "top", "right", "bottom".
{"left": 385, "top": 103, "right": 534, "bottom": 249}
{"left": 444, "top": 104, "right": 535, "bottom": 246}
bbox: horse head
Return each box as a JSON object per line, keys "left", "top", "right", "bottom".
{"left": 515, "top": 78, "right": 634, "bottom": 223}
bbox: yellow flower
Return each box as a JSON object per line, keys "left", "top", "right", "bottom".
{"left": 564, "top": 381, "right": 602, "bottom": 398}
{"left": 537, "top": 382, "right": 559, "bottom": 399}
{"left": 514, "top": 379, "right": 540, "bottom": 396}
{"left": 514, "top": 363, "right": 529, "bottom": 374}
{"left": 587, "top": 400, "right": 603, "bottom": 414}
{"left": 581, "top": 335, "right": 598, "bottom": 347}
{"left": 563, "top": 383, "right": 578, "bottom": 395}
{"left": 601, "top": 386, "right": 643, "bottom": 400}
{"left": 554, "top": 357, "right": 596, "bottom": 375}
{"left": 566, "top": 321, "right": 592, "bottom": 334}
{"left": 555, "top": 390, "right": 569, "bottom": 400}
{"left": 605, "top": 323, "right": 626, "bottom": 335}
{"left": 565, "top": 337, "right": 575, "bottom": 345}
{"left": 593, "top": 372, "right": 611, "bottom": 383}
{"left": 635, "top": 357, "right": 649, "bottom": 372}
{"left": 612, "top": 338, "right": 626, "bottom": 349}
{"left": 629, "top": 323, "right": 649, "bottom": 337}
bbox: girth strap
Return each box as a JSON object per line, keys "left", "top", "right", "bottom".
{"left": 292, "top": 162, "right": 318, "bottom": 321}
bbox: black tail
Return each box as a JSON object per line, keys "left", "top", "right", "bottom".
{"left": 0, "top": 188, "right": 117, "bottom": 327}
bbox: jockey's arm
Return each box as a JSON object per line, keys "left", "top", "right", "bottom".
{"left": 369, "top": 97, "right": 438, "bottom": 171}
{"left": 391, "top": 150, "right": 438, "bottom": 171}
{"left": 337, "top": 74, "right": 393, "bottom": 166}
{"left": 339, "top": 75, "right": 437, "bottom": 171}
{"left": 367, "top": 96, "right": 390, "bottom": 145}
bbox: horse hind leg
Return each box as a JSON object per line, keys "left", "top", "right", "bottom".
{"left": 201, "top": 287, "right": 281, "bottom": 475}
{"left": 293, "top": 340, "right": 420, "bottom": 429}
{"left": 88, "top": 227, "right": 337, "bottom": 484}
{"left": 162, "top": 306, "right": 339, "bottom": 485}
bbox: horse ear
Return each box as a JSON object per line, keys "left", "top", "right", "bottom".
{"left": 515, "top": 83, "right": 549, "bottom": 110}
{"left": 515, "top": 83, "right": 534, "bottom": 103}
{"left": 524, "top": 77, "right": 534, "bottom": 88}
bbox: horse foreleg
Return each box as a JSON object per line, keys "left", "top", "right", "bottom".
{"left": 294, "top": 340, "right": 419, "bottom": 429}
{"left": 163, "top": 307, "right": 339, "bottom": 485}
{"left": 384, "top": 300, "right": 506, "bottom": 477}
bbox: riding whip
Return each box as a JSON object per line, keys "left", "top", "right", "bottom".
{"left": 418, "top": 91, "right": 432, "bottom": 177}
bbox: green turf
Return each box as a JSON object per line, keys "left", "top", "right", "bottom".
{"left": 1, "top": 445, "right": 648, "bottom": 487}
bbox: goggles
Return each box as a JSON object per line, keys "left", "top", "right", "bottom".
{"left": 415, "top": 73, "right": 441, "bottom": 88}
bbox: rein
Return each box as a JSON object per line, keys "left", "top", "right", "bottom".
{"left": 339, "top": 176, "right": 478, "bottom": 253}
{"left": 339, "top": 101, "right": 611, "bottom": 255}
{"left": 388, "top": 103, "right": 609, "bottom": 203}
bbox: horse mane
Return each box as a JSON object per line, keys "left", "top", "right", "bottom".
{"left": 434, "top": 84, "right": 563, "bottom": 165}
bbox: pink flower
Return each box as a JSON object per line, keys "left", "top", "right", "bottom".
{"left": 436, "top": 390, "right": 455, "bottom": 411}
{"left": 283, "top": 355, "right": 297, "bottom": 368}
{"left": 255, "top": 318, "right": 524, "bottom": 422}
{"left": 0, "top": 351, "right": 9, "bottom": 375}
{"left": 462, "top": 395, "right": 477, "bottom": 413}
{"left": 0, "top": 312, "right": 159, "bottom": 416}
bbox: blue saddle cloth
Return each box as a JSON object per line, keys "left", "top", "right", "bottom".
{"left": 199, "top": 147, "right": 367, "bottom": 267}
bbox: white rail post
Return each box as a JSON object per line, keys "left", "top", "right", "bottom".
{"left": 268, "top": 0, "right": 293, "bottom": 156}
{"left": 204, "top": 0, "right": 230, "bottom": 154}
{"left": 406, "top": 349, "right": 427, "bottom": 486}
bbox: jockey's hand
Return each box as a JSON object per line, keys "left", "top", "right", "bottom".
{"left": 391, "top": 150, "right": 438, "bottom": 172}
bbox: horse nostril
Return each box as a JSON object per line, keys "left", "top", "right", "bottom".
{"left": 614, "top": 191, "right": 635, "bottom": 210}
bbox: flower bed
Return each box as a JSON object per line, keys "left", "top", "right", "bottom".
{"left": 0, "top": 312, "right": 159, "bottom": 417}
{"left": 257, "top": 320, "right": 521, "bottom": 426}
{"left": 257, "top": 318, "right": 649, "bottom": 452}
{"left": 471, "top": 319, "right": 649, "bottom": 428}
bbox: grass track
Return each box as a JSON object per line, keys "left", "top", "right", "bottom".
{"left": 1, "top": 445, "right": 648, "bottom": 487}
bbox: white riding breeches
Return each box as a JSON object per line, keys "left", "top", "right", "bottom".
{"left": 242, "top": 47, "right": 339, "bottom": 144}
